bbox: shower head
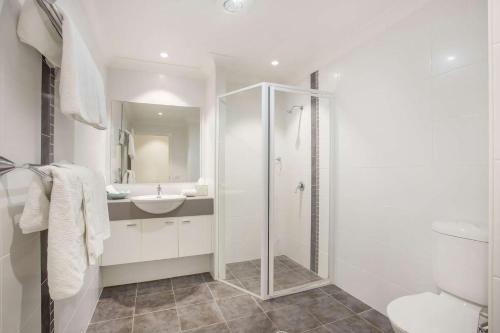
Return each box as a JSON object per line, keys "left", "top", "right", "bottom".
{"left": 287, "top": 105, "right": 304, "bottom": 114}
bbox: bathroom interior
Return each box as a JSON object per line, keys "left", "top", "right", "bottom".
{"left": 0, "top": 0, "right": 498, "bottom": 332}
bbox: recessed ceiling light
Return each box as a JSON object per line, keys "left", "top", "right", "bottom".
{"left": 447, "top": 55, "right": 456, "bottom": 61}
{"left": 271, "top": 60, "right": 280, "bottom": 66}
{"left": 222, "top": 0, "right": 247, "bottom": 13}
{"left": 160, "top": 52, "right": 169, "bottom": 58}
{"left": 158, "top": 112, "right": 163, "bottom": 116}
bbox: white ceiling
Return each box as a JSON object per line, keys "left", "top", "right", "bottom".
{"left": 83, "top": 0, "right": 431, "bottom": 83}
{"left": 124, "top": 102, "right": 200, "bottom": 127}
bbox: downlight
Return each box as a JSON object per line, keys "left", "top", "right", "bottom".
{"left": 221, "top": 0, "right": 253, "bottom": 13}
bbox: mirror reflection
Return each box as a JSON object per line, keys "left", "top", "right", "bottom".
{"left": 111, "top": 102, "right": 200, "bottom": 184}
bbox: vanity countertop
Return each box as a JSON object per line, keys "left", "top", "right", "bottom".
{"left": 107, "top": 196, "right": 214, "bottom": 221}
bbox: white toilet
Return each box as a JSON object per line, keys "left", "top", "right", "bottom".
{"left": 387, "top": 220, "right": 488, "bottom": 333}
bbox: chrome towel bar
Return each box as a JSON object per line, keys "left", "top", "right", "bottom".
{"left": 0, "top": 155, "right": 52, "bottom": 181}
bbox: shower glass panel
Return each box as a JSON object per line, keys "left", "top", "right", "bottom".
{"left": 217, "top": 84, "right": 268, "bottom": 298}
{"left": 217, "top": 83, "right": 332, "bottom": 299}
{"left": 270, "top": 86, "right": 331, "bottom": 297}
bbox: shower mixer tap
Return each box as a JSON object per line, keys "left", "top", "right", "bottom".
{"left": 295, "top": 181, "right": 305, "bottom": 193}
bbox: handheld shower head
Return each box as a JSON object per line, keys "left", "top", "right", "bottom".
{"left": 287, "top": 105, "right": 304, "bottom": 114}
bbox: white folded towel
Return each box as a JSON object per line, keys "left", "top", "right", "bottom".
{"left": 59, "top": 14, "right": 107, "bottom": 130}
{"left": 57, "top": 164, "right": 110, "bottom": 265}
{"left": 122, "top": 170, "right": 136, "bottom": 184}
{"left": 19, "top": 170, "right": 51, "bottom": 233}
{"left": 128, "top": 129, "right": 136, "bottom": 159}
{"left": 18, "top": 164, "right": 110, "bottom": 300}
{"left": 17, "top": 0, "right": 62, "bottom": 67}
{"left": 181, "top": 189, "right": 197, "bottom": 197}
{"left": 46, "top": 166, "right": 88, "bottom": 300}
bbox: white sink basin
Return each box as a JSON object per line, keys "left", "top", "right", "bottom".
{"left": 131, "top": 194, "right": 186, "bottom": 214}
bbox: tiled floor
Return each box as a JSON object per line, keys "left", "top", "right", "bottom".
{"left": 87, "top": 272, "right": 394, "bottom": 333}
{"left": 224, "top": 255, "right": 323, "bottom": 294}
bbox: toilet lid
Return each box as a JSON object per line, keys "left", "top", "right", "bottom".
{"left": 387, "top": 292, "right": 482, "bottom": 333}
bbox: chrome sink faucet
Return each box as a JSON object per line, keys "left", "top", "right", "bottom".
{"left": 156, "top": 184, "right": 162, "bottom": 198}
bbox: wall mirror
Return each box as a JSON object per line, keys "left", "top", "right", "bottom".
{"left": 110, "top": 101, "right": 200, "bottom": 184}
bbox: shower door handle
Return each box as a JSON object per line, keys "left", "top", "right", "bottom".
{"left": 295, "top": 181, "right": 305, "bottom": 193}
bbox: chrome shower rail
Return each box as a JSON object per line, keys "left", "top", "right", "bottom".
{"left": 0, "top": 155, "right": 52, "bottom": 181}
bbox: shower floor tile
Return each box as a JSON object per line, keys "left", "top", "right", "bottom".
{"left": 86, "top": 271, "right": 393, "bottom": 333}
{"left": 224, "top": 255, "right": 325, "bottom": 294}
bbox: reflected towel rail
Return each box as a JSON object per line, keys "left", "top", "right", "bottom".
{"left": 0, "top": 155, "right": 52, "bottom": 181}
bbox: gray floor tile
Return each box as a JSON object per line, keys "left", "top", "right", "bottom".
{"left": 286, "top": 289, "right": 329, "bottom": 306}
{"left": 227, "top": 313, "right": 277, "bottom": 333}
{"left": 207, "top": 281, "right": 245, "bottom": 299}
{"left": 174, "top": 284, "right": 214, "bottom": 306}
{"left": 276, "top": 255, "right": 304, "bottom": 270}
{"left": 100, "top": 284, "right": 137, "bottom": 299}
{"left": 305, "top": 326, "right": 333, "bottom": 333}
{"left": 216, "top": 294, "right": 262, "bottom": 320}
{"left": 238, "top": 275, "right": 261, "bottom": 294}
{"left": 172, "top": 273, "right": 205, "bottom": 290}
{"left": 331, "top": 291, "right": 371, "bottom": 313}
{"left": 253, "top": 295, "right": 292, "bottom": 312}
{"left": 135, "top": 291, "right": 176, "bottom": 315}
{"left": 91, "top": 295, "right": 135, "bottom": 323}
{"left": 320, "top": 284, "right": 343, "bottom": 296}
{"left": 86, "top": 318, "right": 133, "bottom": 333}
{"left": 267, "top": 304, "right": 322, "bottom": 333}
{"left": 274, "top": 270, "right": 311, "bottom": 290}
{"left": 201, "top": 272, "right": 215, "bottom": 282}
{"left": 184, "top": 323, "right": 230, "bottom": 333}
{"left": 177, "top": 302, "right": 225, "bottom": 331}
{"left": 359, "top": 309, "right": 394, "bottom": 332}
{"left": 306, "top": 296, "right": 354, "bottom": 324}
{"left": 133, "top": 309, "right": 179, "bottom": 333}
{"left": 325, "top": 315, "right": 382, "bottom": 333}
{"left": 137, "top": 278, "right": 172, "bottom": 296}
{"left": 227, "top": 261, "right": 261, "bottom": 279}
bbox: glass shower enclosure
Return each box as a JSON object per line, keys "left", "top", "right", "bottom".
{"left": 217, "top": 83, "right": 333, "bottom": 299}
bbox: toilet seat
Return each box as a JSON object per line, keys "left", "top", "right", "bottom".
{"left": 387, "top": 292, "right": 482, "bottom": 333}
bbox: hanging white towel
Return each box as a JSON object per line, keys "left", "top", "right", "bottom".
{"left": 128, "top": 129, "right": 136, "bottom": 159}
{"left": 17, "top": 0, "right": 62, "bottom": 67}
{"left": 56, "top": 164, "right": 110, "bottom": 265}
{"left": 122, "top": 170, "right": 136, "bottom": 184}
{"left": 19, "top": 170, "right": 51, "bottom": 233}
{"left": 46, "top": 166, "right": 88, "bottom": 300}
{"left": 18, "top": 164, "right": 110, "bottom": 300}
{"left": 59, "top": 14, "right": 107, "bottom": 130}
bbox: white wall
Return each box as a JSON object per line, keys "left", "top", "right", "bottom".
{"left": 319, "top": 0, "right": 488, "bottom": 314}
{"left": 490, "top": 0, "right": 500, "bottom": 331}
{"left": 0, "top": 1, "right": 43, "bottom": 332}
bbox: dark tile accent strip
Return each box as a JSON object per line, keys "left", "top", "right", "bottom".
{"left": 41, "top": 58, "right": 55, "bottom": 333}
{"left": 310, "top": 70, "right": 320, "bottom": 273}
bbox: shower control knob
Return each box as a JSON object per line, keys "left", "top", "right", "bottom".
{"left": 295, "top": 181, "right": 305, "bottom": 193}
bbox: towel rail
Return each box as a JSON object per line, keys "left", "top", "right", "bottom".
{"left": 0, "top": 155, "right": 52, "bottom": 181}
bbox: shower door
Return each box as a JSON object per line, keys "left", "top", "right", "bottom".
{"left": 269, "top": 85, "right": 332, "bottom": 297}
{"left": 217, "top": 83, "right": 333, "bottom": 300}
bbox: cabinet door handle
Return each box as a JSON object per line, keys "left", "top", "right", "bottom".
{"left": 126, "top": 223, "right": 137, "bottom": 227}
{"left": 182, "top": 220, "right": 191, "bottom": 223}
{"left": 164, "top": 221, "right": 175, "bottom": 224}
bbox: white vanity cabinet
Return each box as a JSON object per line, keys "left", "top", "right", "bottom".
{"left": 142, "top": 218, "right": 179, "bottom": 261}
{"left": 178, "top": 215, "right": 212, "bottom": 257}
{"left": 101, "top": 215, "right": 213, "bottom": 266}
{"left": 101, "top": 220, "right": 142, "bottom": 266}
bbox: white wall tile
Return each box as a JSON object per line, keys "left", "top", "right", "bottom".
{"left": 493, "top": 278, "right": 500, "bottom": 333}
{"left": 1, "top": 238, "right": 41, "bottom": 333}
{"left": 495, "top": 161, "right": 500, "bottom": 278}
{"left": 319, "top": 0, "right": 487, "bottom": 314}
{"left": 493, "top": 0, "right": 500, "bottom": 45}
{"left": 494, "top": 44, "right": 500, "bottom": 159}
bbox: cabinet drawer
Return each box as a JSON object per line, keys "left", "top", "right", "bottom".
{"left": 142, "top": 218, "right": 178, "bottom": 261}
{"left": 178, "top": 215, "right": 213, "bottom": 257}
{"left": 102, "top": 220, "right": 141, "bottom": 266}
